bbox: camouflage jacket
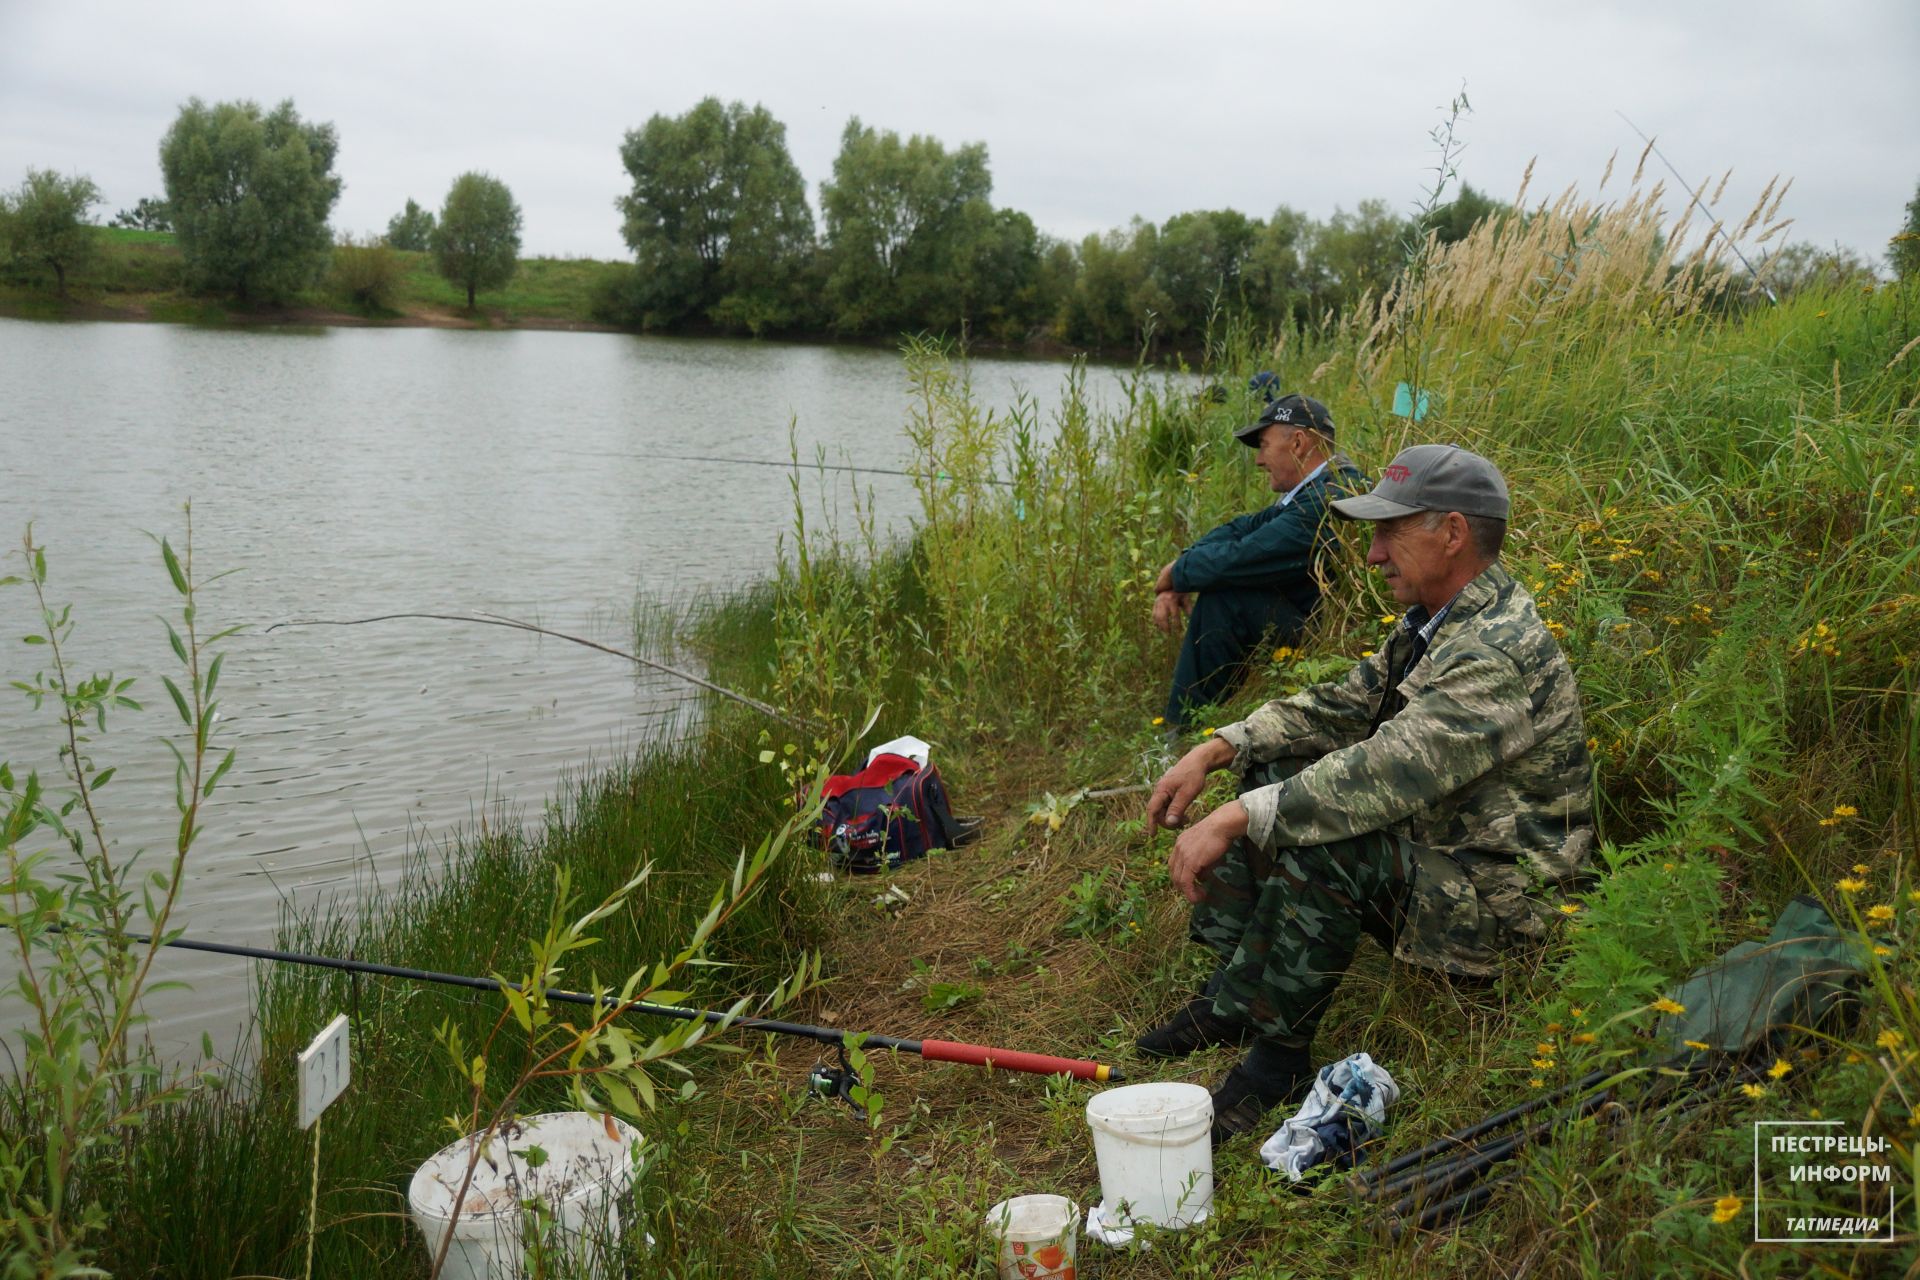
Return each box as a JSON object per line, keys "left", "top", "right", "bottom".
{"left": 1215, "top": 562, "right": 1595, "bottom": 976}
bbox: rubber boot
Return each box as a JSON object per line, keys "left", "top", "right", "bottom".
{"left": 1210, "top": 1040, "right": 1314, "bottom": 1146}
{"left": 1134, "top": 968, "right": 1252, "bottom": 1059}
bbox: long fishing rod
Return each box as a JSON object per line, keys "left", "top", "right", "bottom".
{"left": 562, "top": 448, "right": 1015, "bottom": 487}
{"left": 264, "top": 612, "right": 818, "bottom": 731}
{"left": 140, "top": 931, "right": 1123, "bottom": 1084}
{"left": 1615, "top": 112, "right": 1778, "bottom": 303}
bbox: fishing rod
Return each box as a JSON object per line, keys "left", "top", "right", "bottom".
{"left": 562, "top": 448, "right": 1015, "bottom": 487}
{"left": 264, "top": 612, "right": 819, "bottom": 732}
{"left": 138, "top": 931, "right": 1123, "bottom": 1086}
{"left": 1615, "top": 112, "right": 1779, "bottom": 303}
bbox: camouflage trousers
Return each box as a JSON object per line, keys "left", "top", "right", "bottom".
{"left": 1191, "top": 758, "right": 1415, "bottom": 1047}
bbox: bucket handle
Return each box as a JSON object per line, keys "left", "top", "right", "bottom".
{"left": 1085, "top": 1114, "right": 1212, "bottom": 1147}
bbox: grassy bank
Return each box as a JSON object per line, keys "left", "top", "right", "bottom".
{"left": 6, "top": 173, "right": 1919, "bottom": 1279}
{"left": 0, "top": 226, "right": 629, "bottom": 329}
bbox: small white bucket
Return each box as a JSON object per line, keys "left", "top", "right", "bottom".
{"left": 1084, "top": 1083, "right": 1213, "bottom": 1237}
{"left": 984, "top": 1194, "right": 1077, "bottom": 1280}
{"left": 407, "top": 1111, "right": 643, "bottom": 1280}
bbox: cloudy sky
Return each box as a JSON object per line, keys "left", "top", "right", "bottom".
{"left": 3, "top": 0, "right": 1916, "bottom": 264}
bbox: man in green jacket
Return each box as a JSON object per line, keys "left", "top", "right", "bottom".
{"left": 1153, "top": 394, "right": 1365, "bottom": 727}
{"left": 1141, "top": 444, "right": 1595, "bottom": 1141}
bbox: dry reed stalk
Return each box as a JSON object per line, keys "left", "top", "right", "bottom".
{"left": 1711, "top": 167, "right": 1733, "bottom": 205}
{"left": 1598, "top": 149, "right": 1617, "bottom": 192}
{"left": 1631, "top": 138, "right": 1655, "bottom": 185}
{"left": 1887, "top": 332, "right": 1920, "bottom": 371}
{"left": 1767, "top": 176, "right": 1794, "bottom": 223}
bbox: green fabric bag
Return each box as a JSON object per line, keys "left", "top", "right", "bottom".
{"left": 1656, "top": 894, "right": 1867, "bottom": 1056}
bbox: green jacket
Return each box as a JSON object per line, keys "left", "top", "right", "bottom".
{"left": 1216, "top": 562, "right": 1595, "bottom": 976}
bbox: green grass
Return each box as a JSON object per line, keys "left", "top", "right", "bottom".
{"left": 0, "top": 225, "right": 628, "bottom": 327}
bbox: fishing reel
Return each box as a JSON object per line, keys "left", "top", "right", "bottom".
{"left": 806, "top": 1041, "right": 861, "bottom": 1114}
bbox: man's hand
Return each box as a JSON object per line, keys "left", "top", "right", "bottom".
{"left": 1154, "top": 560, "right": 1176, "bottom": 594}
{"left": 1146, "top": 736, "right": 1236, "bottom": 833}
{"left": 1169, "top": 800, "right": 1249, "bottom": 903}
{"left": 1151, "top": 590, "right": 1192, "bottom": 634}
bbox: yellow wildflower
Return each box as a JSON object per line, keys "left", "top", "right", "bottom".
{"left": 1846, "top": 1051, "right": 1865, "bottom": 1065}
{"left": 1652, "top": 997, "right": 1685, "bottom": 1015}
{"left": 1545, "top": 1022, "right": 1564, "bottom": 1034}
{"left": 1877, "top": 1029, "right": 1906, "bottom": 1051}
{"left": 1528, "top": 1077, "right": 1544, "bottom": 1089}
{"left": 1585, "top": 736, "right": 1598, "bottom": 751}
{"left": 1684, "top": 1040, "right": 1711, "bottom": 1051}
{"left": 1271, "top": 646, "right": 1294, "bottom": 662}
{"left": 1711, "top": 1195, "right": 1741, "bottom": 1224}
{"left": 1836, "top": 877, "right": 1867, "bottom": 894}
{"left": 1558, "top": 902, "right": 1582, "bottom": 915}
{"left": 1909, "top": 890, "right": 1920, "bottom": 905}
{"left": 1768, "top": 1058, "right": 1792, "bottom": 1080}
{"left": 1570, "top": 1006, "right": 1587, "bottom": 1021}
{"left": 1534, "top": 1042, "right": 1556, "bottom": 1055}
{"left": 1867, "top": 904, "right": 1895, "bottom": 925}
{"left": 1359, "top": 649, "right": 1376, "bottom": 658}
{"left": 1873, "top": 944, "right": 1893, "bottom": 957}
{"left": 1832, "top": 804, "right": 1857, "bottom": 818}
{"left": 1379, "top": 613, "right": 1399, "bottom": 625}
{"left": 1570, "top": 1032, "right": 1597, "bottom": 1046}
{"left": 1852, "top": 863, "right": 1871, "bottom": 875}
{"left": 1150, "top": 716, "right": 1165, "bottom": 726}
{"left": 1740, "top": 1083, "right": 1767, "bottom": 1099}
{"left": 1200, "top": 727, "right": 1215, "bottom": 737}
{"left": 1531, "top": 1056, "right": 1556, "bottom": 1070}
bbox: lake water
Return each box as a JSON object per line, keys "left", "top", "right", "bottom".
{"left": 0, "top": 318, "right": 1132, "bottom": 1054}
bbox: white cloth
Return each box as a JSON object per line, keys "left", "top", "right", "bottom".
{"left": 1258, "top": 1052, "right": 1400, "bottom": 1179}
{"left": 1277, "top": 458, "right": 1331, "bottom": 508}
{"left": 865, "top": 735, "right": 932, "bottom": 768}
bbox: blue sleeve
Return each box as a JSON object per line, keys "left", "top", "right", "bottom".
{"left": 1170, "top": 467, "right": 1360, "bottom": 593}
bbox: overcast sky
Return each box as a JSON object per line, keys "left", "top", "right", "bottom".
{"left": 3, "top": 0, "right": 1916, "bottom": 265}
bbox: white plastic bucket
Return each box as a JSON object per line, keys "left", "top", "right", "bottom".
{"left": 407, "top": 1111, "right": 643, "bottom": 1280}
{"left": 1084, "top": 1083, "right": 1213, "bottom": 1234}
{"left": 984, "top": 1194, "right": 1077, "bottom": 1280}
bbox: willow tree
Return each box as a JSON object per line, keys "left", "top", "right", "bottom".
{"left": 2, "top": 168, "right": 101, "bottom": 297}
{"left": 159, "top": 98, "right": 340, "bottom": 301}
{"left": 432, "top": 172, "right": 521, "bottom": 310}
{"left": 615, "top": 97, "right": 815, "bottom": 333}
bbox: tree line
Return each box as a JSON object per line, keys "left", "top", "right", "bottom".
{"left": 3, "top": 94, "right": 1914, "bottom": 348}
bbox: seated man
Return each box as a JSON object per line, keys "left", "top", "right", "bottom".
{"left": 1142, "top": 444, "right": 1595, "bottom": 1141}
{"left": 1153, "top": 394, "right": 1365, "bottom": 728}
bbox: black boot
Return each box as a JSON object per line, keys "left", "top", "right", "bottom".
{"left": 1133, "top": 994, "right": 1254, "bottom": 1059}
{"left": 1210, "top": 1040, "right": 1313, "bottom": 1146}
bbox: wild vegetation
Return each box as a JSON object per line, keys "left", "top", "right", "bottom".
{"left": 2, "top": 154, "right": 1917, "bottom": 1279}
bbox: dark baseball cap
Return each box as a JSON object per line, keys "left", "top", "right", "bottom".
{"left": 1331, "top": 444, "right": 1510, "bottom": 521}
{"left": 1233, "top": 393, "right": 1335, "bottom": 446}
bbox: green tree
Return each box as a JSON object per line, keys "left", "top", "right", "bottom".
{"left": 1148, "top": 208, "right": 1258, "bottom": 347}
{"left": 1312, "top": 198, "right": 1410, "bottom": 313}
{"left": 109, "top": 195, "right": 171, "bottom": 232}
{"left": 820, "top": 118, "right": 995, "bottom": 335}
{"left": 1062, "top": 219, "right": 1158, "bottom": 350}
{"left": 158, "top": 98, "right": 341, "bottom": 301}
{"left": 1244, "top": 205, "right": 1322, "bottom": 327}
{"left": 386, "top": 198, "right": 434, "bottom": 251}
{"left": 433, "top": 172, "right": 522, "bottom": 309}
{"left": 1758, "top": 241, "right": 1878, "bottom": 296}
{"left": 1419, "top": 181, "right": 1506, "bottom": 246}
{"left": 616, "top": 97, "right": 815, "bottom": 334}
{"left": 1, "top": 169, "right": 101, "bottom": 296}
{"left": 1891, "top": 179, "right": 1920, "bottom": 281}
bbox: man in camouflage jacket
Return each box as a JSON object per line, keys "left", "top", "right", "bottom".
{"left": 1142, "top": 444, "right": 1594, "bottom": 1141}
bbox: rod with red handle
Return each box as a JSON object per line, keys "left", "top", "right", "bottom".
{"left": 126, "top": 931, "right": 1125, "bottom": 1084}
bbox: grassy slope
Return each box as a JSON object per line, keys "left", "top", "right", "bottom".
{"left": 0, "top": 226, "right": 627, "bottom": 328}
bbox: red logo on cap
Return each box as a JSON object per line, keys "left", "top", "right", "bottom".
{"left": 1384, "top": 464, "right": 1412, "bottom": 482}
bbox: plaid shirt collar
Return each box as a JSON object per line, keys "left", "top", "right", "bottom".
{"left": 1397, "top": 587, "right": 1466, "bottom": 675}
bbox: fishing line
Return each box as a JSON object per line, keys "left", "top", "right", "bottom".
{"left": 1615, "top": 112, "right": 1778, "bottom": 303}
{"left": 559, "top": 448, "right": 1015, "bottom": 487}
{"left": 265, "top": 612, "right": 820, "bottom": 731}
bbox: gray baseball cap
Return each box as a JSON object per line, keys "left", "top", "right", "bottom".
{"left": 1331, "top": 444, "right": 1510, "bottom": 521}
